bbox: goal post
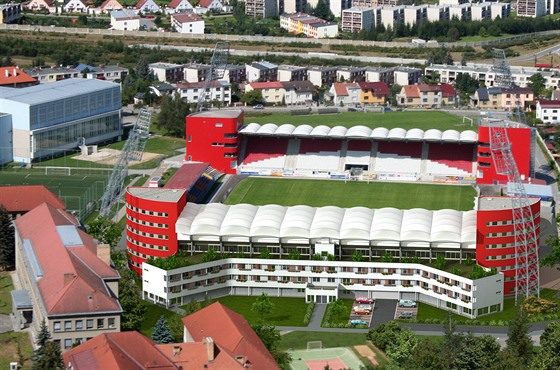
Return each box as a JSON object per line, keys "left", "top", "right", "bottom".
{"left": 44, "top": 167, "right": 71, "bottom": 176}
{"left": 306, "top": 341, "right": 323, "bottom": 351}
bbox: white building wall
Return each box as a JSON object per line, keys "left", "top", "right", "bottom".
{"left": 176, "top": 20, "right": 204, "bottom": 34}
{"left": 0, "top": 114, "right": 12, "bottom": 166}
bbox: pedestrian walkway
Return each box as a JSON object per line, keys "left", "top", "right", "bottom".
{"left": 307, "top": 304, "right": 327, "bottom": 330}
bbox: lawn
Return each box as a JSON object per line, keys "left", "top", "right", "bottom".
{"left": 215, "top": 296, "right": 309, "bottom": 326}
{"left": 244, "top": 111, "right": 476, "bottom": 132}
{"left": 0, "top": 332, "right": 34, "bottom": 370}
{"left": 278, "top": 331, "right": 367, "bottom": 351}
{"left": 0, "top": 272, "right": 14, "bottom": 315}
{"left": 321, "top": 299, "right": 354, "bottom": 327}
{"left": 225, "top": 178, "right": 476, "bottom": 211}
{"left": 139, "top": 301, "right": 182, "bottom": 339}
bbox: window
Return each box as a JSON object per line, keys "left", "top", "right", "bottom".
{"left": 64, "top": 339, "right": 72, "bottom": 349}
{"left": 64, "top": 321, "right": 72, "bottom": 331}
{"left": 75, "top": 320, "right": 83, "bottom": 330}
{"left": 75, "top": 338, "right": 83, "bottom": 345}
{"left": 53, "top": 322, "right": 61, "bottom": 332}
{"left": 86, "top": 319, "right": 93, "bottom": 329}
{"left": 97, "top": 319, "right": 105, "bottom": 329}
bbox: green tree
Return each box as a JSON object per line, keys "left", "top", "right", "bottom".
{"left": 541, "top": 236, "right": 560, "bottom": 270}
{"left": 201, "top": 248, "right": 218, "bottom": 262}
{"left": 455, "top": 334, "right": 501, "bottom": 370}
{"left": 442, "top": 310, "right": 461, "bottom": 370}
{"left": 32, "top": 319, "right": 63, "bottom": 370}
{"left": 352, "top": 250, "right": 364, "bottom": 262}
{"left": 35, "top": 319, "right": 52, "bottom": 348}
{"left": 385, "top": 328, "right": 418, "bottom": 366}
{"left": 380, "top": 252, "right": 393, "bottom": 263}
{"left": 241, "top": 89, "right": 264, "bottom": 106}
{"left": 251, "top": 324, "right": 292, "bottom": 367}
{"left": 389, "top": 84, "right": 401, "bottom": 106}
{"left": 427, "top": 48, "right": 453, "bottom": 65}
{"left": 312, "top": 0, "right": 334, "bottom": 20}
{"left": 151, "top": 315, "right": 176, "bottom": 344}
{"left": 289, "top": 249, "right": 300, "bottom": 260}
{"left": 434, "top": 254, "right": 446, "bottom": 270}
{"left": 366, "top": 321, "right": 401, "bottom": 351}
{"left": 506, "top": 302, "right": 533, "bottom": 367}
{"left": 528, "top": 73, "right": 546, "bottom": 98}
{"left": 156, "top": 93, "right": 190, "bottom": 137}
{"left": 479, "top": 26, "right": 488, "bottom": 37}
{"left": 260, "top": 248, "right": 271, "bottom": 259}
{"left": 86, "top": 216, "right": 122, "bottom": 249}
{"left": 329, "top": 299, "right": 345, "bottom": 319}
{"left": 119, "top": 268, "right": 147, "bottom": 331}
{"left": 251, "top": 293, "right": 275, "bottom": 323}
{"left": 0, "top": 204, "right": 15, "bottom": 270}
{"left": 135, "top": 56, "right": 152, "bottom": 82}
{"left": 447, "top": 27, "right": 460, "bottom": 41}
{"left": 409, "top": 338, "right": 446, "bottom": 370}
{"left": 530, "top": 322, "right": 560, "bottom": 370}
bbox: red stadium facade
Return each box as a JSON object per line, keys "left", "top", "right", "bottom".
{"left": 185, "top": 110, "right": 244, "bottom": 175}
{"left": 476, "top": 196, "right": 540, "bottom": 296}
{"left": 125, "top": 188, "right": 187, "bottom": 274}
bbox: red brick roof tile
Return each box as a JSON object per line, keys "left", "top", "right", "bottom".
{"left": 357, "top": 81, "right": 390, "bottom": 95}
{"left": 0, "top": 67, "right": 38, "bottom": 86}
{"left": 164, "top": 162, "right": 209, "bottom": 190}
{"left": 182, "top": 302, "right": 280, "bottom": 370}
{"left": 402, "top": 85, "right": 419, "bottom": 98}
{"left": 157, "top": 341, "right": 245, "bottom": 369}
{"left": 0, "top": 185, "right": 65, "bottom": 213}
{"left": 248, "top": 81, "right": 284, "bottom": 90}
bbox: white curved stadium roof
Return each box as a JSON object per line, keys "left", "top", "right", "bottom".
{"left": 240, "top": 123, "right": 478, "bottom": 143}
{"left": 176, "top": 203, "right": 477, "bottom": 246}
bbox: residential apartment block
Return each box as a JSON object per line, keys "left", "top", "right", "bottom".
{"left": 536, "top": 100, "right": 560, "bottom": 124}
{"left": 184, "top": 63, "right": 210, "bottom": 83}
{"left": 149, "top": 62, "right": 184, "bottom": 83}
{"left": 14, "top": 203, "right": 121, "bottom": 352}
{"left": 517, "top": 0, "right": 547, "bottom": 17}
{"left": 245, "top": 61, "right": 278, "bottom": 83}
{"left": 176, "top": 80, "right": 232, "bottom": 106}
{"left": 171, "top": 12, "right": 205, "bottom": 34}
{"left": 278, "top": 64, "right": 308, "bottom": 82}
{"left": 397, "top": 83, "right": 457, "bottom": 109}
{"left": 26, "top": 66, "right": 80, "bottom": 84}
{"left": 341, "top": 7, "right": 374, "bottom": 32}
{"left": 307, "top": 65, "right": 338, "bottom": 87}
{"left": 279, "top": 12, "right": 338, "bottom": 38}
{"left": 337, "top": 66, "right": 367, "bottom": 83}
{"left": 245, "top": 0, "right": 277, "bottom": 18}
{"left": 0, "top": 2, "right": 22, "bottom": 24}
{"left": 471, "top": 86, "right": 534, "bottom": 110}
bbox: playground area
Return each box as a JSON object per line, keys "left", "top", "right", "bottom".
{"left": 73, "top": 148, "right": 161, "bottom": 166}
{"left": 288, "top": 346, "right": 364, "bottom": 370}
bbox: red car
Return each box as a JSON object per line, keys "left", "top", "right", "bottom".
{"left": 355, "top": 297, "right": 374, "bottom": 304}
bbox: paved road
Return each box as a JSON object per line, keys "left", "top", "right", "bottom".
{"left": 510, "top": 43, "right": 560, "bottom": 63}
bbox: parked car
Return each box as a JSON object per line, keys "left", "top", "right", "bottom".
{"left": 398, "top": 299, "right": 417, "bottom": 308}
{"left": 350, "top": 319, "right": 368, "bottom": 326}
{"left": 355, "top": 297, "right": 374, "bottom": 304}
{"left": 253, "top": 104, "right": 264, "bottom": 110}
{"left": 398, "top": 311, "right": 414, "bottom": 319}
{"left": 353, "top": 304, "right": 372, "bottom": 314}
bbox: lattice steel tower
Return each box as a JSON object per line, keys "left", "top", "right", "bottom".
{"left": 196, "top": 42, "right": 230, "bottom": 113}
{"left": 490, "top": 49, "right": 539, "bottom": 303}
{"left": 99, "top": 109, "right": 152, "bottom": 217}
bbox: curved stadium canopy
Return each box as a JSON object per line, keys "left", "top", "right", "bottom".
{"left": 176, "top": 203, "right": 477, "bottom": 248}
{"left": 239, "top": 123, "right": 478, "bottom": 143}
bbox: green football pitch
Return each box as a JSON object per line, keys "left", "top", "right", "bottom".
{"left": 0, "top": 169, "right": 108, "bottom": 218}
{"left": 224, "top": 178, "right": 476, "bottom": 211}
{"left": 245, "top": 111, "right": 478, "bottom": 132}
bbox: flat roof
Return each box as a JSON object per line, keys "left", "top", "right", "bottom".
{"left": 188, "top": 110, "right": 243, "bottom": 119}
{"left": 478, "top": 196, "right": 540, "bottom": 211}
{"left": 127, "top": 187, "right": 186, "bottom": 202}
{"left": 0, "top": 78, "right": 118, "bottom": 105}
{"left": 11, "top": 290, "right": 32, "bottom": 309}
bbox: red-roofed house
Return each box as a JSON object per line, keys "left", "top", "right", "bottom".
{"left": 64, "top": 0, "right": 89, "bottom": 13}
{"left": 135, "top": 0, "right": 161, "bottom": 13}
{"left": 171, "top": 12, "right": 204, "bottom": 34}
{"left": 358, "top": 81, "right": 390, "bottom": 105}
{"left": 198, "top": 0, "right": 223, "bottom": 10}
{"left": 166, "top": 0, "right": 193, "bottom": 14}
{"left": 63, "top": 328, "right": 249, "bottom": 369}
{"left": 536, "top": 99, "right": 560, "bottom": 124}
{"left": 26, "top": 0, "right": 54, "bottom": 12}
{"left": 14, "top": 203, "right": 121, "bottom": 352}
{"left": 0, "top": 185, "right": 65, "bottom": 217}
{"left": 328, "top": 82, "right": 360, "bottom": 106}
{"left": 439, "top": 83, "right": 457, "bottom": 106}
{"left": 397, "top": 84, "right": 455, "bottom": 108}
{"left": 0, "top": 66, "right": 38, "bottom": 88}
{"left": 99, "top": 0, "right": 124, "bottom": 13}
{"left": 245, "top": 81, "right": 285, "bottom": 104}
{"left": 182, "top": 302, "right": 280, "bottom": 370}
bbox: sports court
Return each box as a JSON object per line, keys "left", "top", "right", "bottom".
{"left": 288, "top": 346, "right": 364, "bottom": 370}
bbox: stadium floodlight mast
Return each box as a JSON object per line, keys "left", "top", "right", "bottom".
{"left": 99, "top": 109, "right": 152, "bottom": 218}
{"left": 195, "top": 42, "right": 229, "bottom": 113}
{"left": 489, "top": 49, "right": 539, "bottom": 304}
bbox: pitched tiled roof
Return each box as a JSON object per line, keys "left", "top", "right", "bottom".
{"left": 176, "top": 80, "right": 228, "bottom": 89}
{"left": 157, "top": 341, "right": 245, "bottom": 369}
{"left": 538, "top": 99, "right": 560, "bottom": 108}
{"left": 100, "top": 0, "right": 123, "bottom": 9}
{"left": 167, "top": 0, "right": 185, "bottom": 8}
{"left": 135, "top": 0, "right": 148, "bottom": 8}
{"left": 402, "top": 85, "right": 419, "bottom": 98}
{"left": 15, "top": 203, "right": 120, "bottom": 316}
{"left": 281, "top": 80, "right": 314, "bottom": 93}
{"left": 248, "top": 81, "right": 284, "bottom": 89}
{"left": 199, "top": 0, "right": 220, "bottom": 7}
{"left": 333, "top": 82, "right": 359, "bottom": 96}
{"left": 173, "top": 12, "right": 202, "bottom": 23}
{"left": 63, "top": 332, "right": 177, "bottom": 370}
{"left": 438, "top": 83, "right": 457, "bottom": 97}
{"left": 0, "top": 185, "right": 65, "bottom": 213}
{"left": 182, "top": 302, "right": 280, "bottom": 370}
{"left": 0, "top": 67, "right": 38, "bottom": 86}
{"left": 417, "top": 84, "right": 440, "bottom": 92}
{"left": 357, "top": 81, "right": 390, "bottom": 95}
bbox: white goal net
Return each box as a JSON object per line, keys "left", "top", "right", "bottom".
{"left": 306, "top": 341, "right": 323, "bottom": 351}
{"left": 45, "top": 167, "right": 71, "bottom": 176}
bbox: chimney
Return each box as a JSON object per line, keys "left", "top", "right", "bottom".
{"left": 204, "top": 337, "right": 215, "bottom": 361}
{"left": 13, "top": 68, "right": 17, "bottom": 76}
{"left": 97, "top": 243, "right": 111, "bottom": 266}
{"left": 5, "top": 70, "right": 9, "bottom": 78}
{"left": 172, "top": 345, "right": 181, "bottom": 356}
{"left": 64, "top": 273, "right": 74, "bottom": 286}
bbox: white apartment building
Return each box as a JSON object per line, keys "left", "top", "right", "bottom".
{"left": 171, "top": 12, "right": 205, "bottom": 34}
{"left": 142, "top": 258, "right": 504, "bottom": 319}
{"left": 342, "top": 7, "right": 374, "bottom": 32}
{"left": 245, "top": 0, "right": 277, "bottom": 18}
{"left": 307, "top": 65, "right": 338, "bottom": 87}
{"left": 471, "top": 2, "right": 490, "bottom": 21}
{"left": 517, "top": 0, "right": 547, "bottom": 17}
{"left": 176, "top": 80, "right": 232, "bottom": 106}
{"left": 449, "top": 3, "right": 471, "bottom": 20}
{"left": 404, "top": 5, "right": 427, "bottom": 26}
{"left": 337, "top": 66, "right": 367, "bottom": 83}
{"left": 278, "top": 65, "right": 308, "bottom": 82}
{"left": 490, "top": 2, "right": 511, "bottom": 19}
{"left": 184, "top": 63, "right": 210, "bottom": 83}
{"left": 110, "top": 9, "right": 140, "bottom": 31}
{"left": 246, "top": 61, "right": 278, "bottom": 82}
{"left": 536, "top": 100, "right": 560, "bottom": 124}
{"left": 328, "top": 0, "right": 351, "bottom": 17}
{"left": 427, "top": 5, "right": 449, "bottom": 22}
{"left": 149, "top": 63, "right": 184, "bottom": 83}
{"left": 379, "top": 6, "right": 404, "bottom": 29}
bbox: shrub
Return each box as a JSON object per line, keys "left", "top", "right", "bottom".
{"left": 521, "top": 296, "right": 558, "bottom": 315}
{"left": 303, "top": 302, "right": 316, "bottom": 326}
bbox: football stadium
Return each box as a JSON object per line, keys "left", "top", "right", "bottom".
{"left": 127, "top": 110, "right": 539, "bottom": 319}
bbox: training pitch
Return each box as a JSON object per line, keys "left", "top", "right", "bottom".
{"left": 225, "top": 177, "right": 476, "bottom": 211}
{"left": 288, "top": 347, "right": 364, "bottom": 370}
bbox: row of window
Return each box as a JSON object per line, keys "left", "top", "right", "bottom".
{"left": 485, "top": 254, "right": 516, "bottom": 261}
{"left": 127, "top": 225, "right": 169, "bottom": 240}
{"left": 126, "top": 204, "right": 168, "bottom": 217}
{"left": 126, "top": 235, "right": 168, "bottom": 251}
{"left": 53, "top": 318, "right": 115, "bottom": 332}
{"left": 127, "top": 214, "right": 168, "bottom": 229}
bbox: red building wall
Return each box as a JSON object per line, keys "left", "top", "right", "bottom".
{"left": 476, "top": 197, "right": 540, "bottom": 295}
{"left": 125, "top": 188, "right": 187, "bottom": 275}
{"left": 185, "top": 111, "right": 244, "bottom": 174}
{"left": 476, "top": 125, "right": 534, "bottom": 184}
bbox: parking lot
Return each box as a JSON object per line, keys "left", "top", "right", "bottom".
{"left": 394, "top": 300, "right": 418, "bottom": 320}
{"left": 348, "top": 297, "right": 375, "bottom": 327}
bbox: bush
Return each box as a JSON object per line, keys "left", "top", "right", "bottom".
{"left": 303, "top": 302, "right": 316, "bottom": 326}
{"left": 521, "top": 296, "right": 558, "bottom": 315}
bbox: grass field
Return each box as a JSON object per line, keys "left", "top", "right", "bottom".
{"left": 245, "top": 111, "right": 476, "bottom": 132}
{"left": 0, "top": 272, "right": 13, "bottom": 315}
{"left": 225, "top": 178, "right": 476, "bottom": 211}
{"left": 279, "top": 332, "right": 368, "bottom": 351}
{"left": 0, "top": 331, "right": 34, "bottom": 370}
{"left": 215, "top": 296, "right": 309, "bottom": 326}
{"left": 0, "top": 169, "right": 108, "bottom": 220}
